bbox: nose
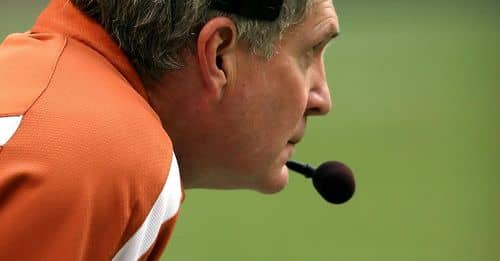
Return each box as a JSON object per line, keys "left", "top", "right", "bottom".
{"left": 305, "top": 63, "right": 332, "bottom": 116}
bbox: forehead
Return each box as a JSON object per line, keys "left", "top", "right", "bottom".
{"left": 293, "top": 0, "right": 339, "bottom": 34}
{"left": 305, "top": 0, "right": 338, "bottom": 30}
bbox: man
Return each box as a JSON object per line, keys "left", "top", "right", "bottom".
{"left": 0, "top": 0, "right": 337, "bottom": 259}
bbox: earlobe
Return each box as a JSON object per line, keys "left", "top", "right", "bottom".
{"left": 197, "top": 17, "right": 238, "bottom": 99}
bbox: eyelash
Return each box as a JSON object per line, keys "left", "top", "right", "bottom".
{"left": 314, "top": 39, "right": 330, "bottom": 52}
{"left": 312, "top": 42, "right": 323, "bottom": 52}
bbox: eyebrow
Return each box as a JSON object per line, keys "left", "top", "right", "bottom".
{"left": 315, "top": 18, "right": 340, "bottom": 44}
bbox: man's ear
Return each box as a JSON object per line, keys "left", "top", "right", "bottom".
{"left": 197, "top": 17, "right": 238, "bottom": 99}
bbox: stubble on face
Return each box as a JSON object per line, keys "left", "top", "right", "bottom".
{"left": 229, "top": 0, "right": 339, "bottom": 193}
{"left": 153, "top": 0, "right": 339, "bottom": 193}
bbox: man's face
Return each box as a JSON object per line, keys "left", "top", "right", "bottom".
{"left": 210, "top": 0, "right": 338, "bottom": 193}
{"left": 153, "top": 0, "right": 339, "bottom": 192}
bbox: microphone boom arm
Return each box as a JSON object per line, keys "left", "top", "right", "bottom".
{"left": 286, "top": 160, "right": 315, "bottom": 178}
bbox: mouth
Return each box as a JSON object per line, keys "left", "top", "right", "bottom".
{"left": 288, "top": 131, "right": 304, "bottom": 146}
{"left": 288, "top": 122, "right": 306, "bottom": 146}
{"left": 287, "top": 135, "right": 303, "bottom": 146}
{"left": 284, "top": 141, "right": 297, "bottom": 162}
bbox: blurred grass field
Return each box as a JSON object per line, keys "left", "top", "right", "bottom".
{"left": 1, "top": 0, "right": 498, "bottom": 260}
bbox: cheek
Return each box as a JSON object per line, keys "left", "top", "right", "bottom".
{"left": 252, "top": 76, "right": 307, "bottom": 154}
{"left": 272, "top": 73, "right": 308, "bottom": 123}
{"left": 225, "top": 60, "right": 307, "bottom": 157}
{"left": 224, "top": 88, "right": 298, "bottom": 161}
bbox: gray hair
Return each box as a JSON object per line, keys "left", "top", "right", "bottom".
{"left": 70, "top": 0, "right": 310, "bottom": 85}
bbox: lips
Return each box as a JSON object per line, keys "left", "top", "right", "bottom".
{"left": 288, "top": 132, "right": 304, "bottom": 145}
{"left": 288, "top": 121, "right": 306, "bottom": 145}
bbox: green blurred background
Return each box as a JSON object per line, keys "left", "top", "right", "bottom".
{"left": 1, "top": 0, "right": 498, "bottom": 260}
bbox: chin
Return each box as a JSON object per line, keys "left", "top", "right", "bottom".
{"left": 255, "top": 165, "right": 289, "bottom": 194}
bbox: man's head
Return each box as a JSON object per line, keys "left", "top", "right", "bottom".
{"left": 71, "top": 0, "right": 311, "bottom": 85}
{"left": 72, "top": 0, "right": 339, "bottom": 193}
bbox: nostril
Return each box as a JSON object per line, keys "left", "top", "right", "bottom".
{"left": 306, "top": 90, "right": 332, "bottom": 116}
{"left": 306, "top": 107, "right": 322, "bottom": 116}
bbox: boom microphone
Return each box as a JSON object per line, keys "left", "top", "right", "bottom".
{"left": 286, "top": 160, "right": 355, "bottom": 204}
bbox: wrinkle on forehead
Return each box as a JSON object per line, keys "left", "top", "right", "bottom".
{"left": 309, "top": 0, "right": 339, "bottom": 31}
{"left": 277, "top": 0, "right": 339, "bottom": 46}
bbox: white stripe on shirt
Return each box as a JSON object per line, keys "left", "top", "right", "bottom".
{"left": 0, "top": 115, "right": 23, "bottom": 146}
{"left": 112, "top": 153, "right": 182, "bottom": 261}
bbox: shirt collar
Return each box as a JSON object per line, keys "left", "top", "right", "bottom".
{"left": 31, "top": 0, "right": 149, "bottom": 101}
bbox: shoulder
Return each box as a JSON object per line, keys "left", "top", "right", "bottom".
{"left": 0, "top": 32, "right": 179, "bottom": 214}
{"left": 1, "top": 32, "right": 172, "bottom": 185}
{"left": 0, "top": 32, "right": 182, "bottom": 260}
{"left": 0, "top": 32, "right": 66, "bottom": 116}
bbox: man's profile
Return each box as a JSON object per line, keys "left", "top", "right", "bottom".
{"left": 0, "top": 0, "right": 339, "bottom": 259}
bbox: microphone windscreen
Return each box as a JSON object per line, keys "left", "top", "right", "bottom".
{"left": 312, "top": 161, "right": 355, "bottom": 204}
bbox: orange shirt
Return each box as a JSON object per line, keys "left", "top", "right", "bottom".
{"left": 0, "top": 0, "right": 183, "bottom": 260}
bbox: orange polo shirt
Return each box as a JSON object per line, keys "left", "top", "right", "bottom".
{"left": 0, "top": 0, "right": 183, "bottom": 260}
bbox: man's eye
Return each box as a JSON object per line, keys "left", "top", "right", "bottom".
{"left": 302, "top": 42, "right": 324, "bottom": 69}
{"left": 312, "top": 41, "right": 328, "bottom": 53}
{"left": 312, "top": 43, "right": 323, "bottom": 52}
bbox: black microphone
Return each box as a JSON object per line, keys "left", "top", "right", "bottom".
{"left": 286, "top": 160, "right": 355, "bottom": 204}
